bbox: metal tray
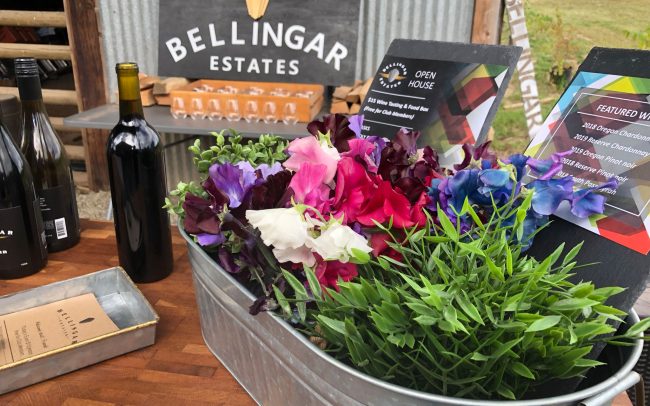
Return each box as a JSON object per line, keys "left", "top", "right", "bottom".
{"left": 0, "top": 267, "right": 159, "bottom": 395}
{"left": 182, "top": 226, "right": 643, "bottom": 406}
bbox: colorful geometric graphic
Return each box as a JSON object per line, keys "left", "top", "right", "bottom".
{"left": 526, "top": 72, "right": 650, "bottom": 254}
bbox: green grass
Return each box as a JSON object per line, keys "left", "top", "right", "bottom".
{"left": 491, "top": 0, "right": 649, "bottom": 156}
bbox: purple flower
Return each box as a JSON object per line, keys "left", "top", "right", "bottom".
{"left": 348, "top": 114, "right": 364, "bottom": 138}
{"left": 196, "top": 232, "right": 226, "bottom": 247}
{"left": 366, "top": 136, "right": 387, "bottom": 168}
{"left": 527, "top": 150, "right": 572, "bottom": 180}
{"left": 505, "top": 154, "right": 530, "bottom": 181}
{"left": 445, "top": 169, "right": 480, "bottom": 211}
{"left": 256, "top": 162, "right": 284, "bottom": 179}
{"left": 529, "top": 177, "right": 574, "bottom": 215}
{"left": 478, "top": 168, "right": 513, "bottom": 204}
{"left": 427, "top": 178, "right": 444, "bottom": 211}
{"left": 209, "top": 162, "right": 257, "bottom": 208}
{"left": 571, "top": 178, "right": 618, "bottom": 218}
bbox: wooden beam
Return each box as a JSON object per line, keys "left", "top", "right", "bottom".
{"left": 0, "top": 43, "right": 71, "bottom": 60}
{"left": 64, "top": 0, "right": 110, "bottom": 191}
{"left": 50, "top": 116, "right": 81, "bottom": 132}
{"left": 471, "top": 0, "right": 505, "bottom": 44}
{"left": 0, "top": 87, "right": 78, "bottom": 105}
{"left": 65, "top": 144, "right": 86, "bottom": 161}
{"left": 0, "top": 10, "right": 67, "bottom": 27}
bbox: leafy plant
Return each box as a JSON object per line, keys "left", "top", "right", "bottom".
{"left": 164, "top": 131, "right": 289, "bottom": 215}
{"left": 547, "top": 9, "right": 577, "bottom": 89}
{"left": 190, "top": 130, "right": 288, "bottom": 174}
{"left": 277, "top": 197, "right": 649, "bottom": 400}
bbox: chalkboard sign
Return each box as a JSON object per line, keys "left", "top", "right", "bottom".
{"left": 360, "top": 40, "right": 521, "bottom": 165}
{"left": 527, "top": 47, "right": 650, "bottom": 314}
{"left": 157, "top": 0, "right": 360, "bottom": 85}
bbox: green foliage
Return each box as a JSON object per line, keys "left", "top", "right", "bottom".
{"left": 190, "top": 130, "right": 288, "bottom": 174}
{"left": 625, "top": 26, "right": 650, "bottom": 49}
{"left": 275, "top": 200, "right": 645, "bottom": 400}
{"left": 165, "top": 131, "right": 288, "bottom": 215}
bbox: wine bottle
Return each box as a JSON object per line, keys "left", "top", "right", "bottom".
{"left": 0, "top": 117, "right": 48, "bottom": 278}
{"left": 15, "top": 57, "right": 80, "bottom": 252}
{"left": 107, "top": 62, "right": 173, "bottom": 283}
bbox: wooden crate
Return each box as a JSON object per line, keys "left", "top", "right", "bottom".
{"left": 170, "top": 79, "right": 324, "bottom": 123}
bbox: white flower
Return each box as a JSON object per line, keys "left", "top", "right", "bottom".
{"left": 320, "top": 139, "right": 341, "bottom": 162}
{"left": 306, "top": 222, "right": 372, "bottom": 263}
{"left": 246, "top": 208, "right": 310, "bottom": 250}
{"left": 273, "top": 246, "right": 316, "bottom": 267}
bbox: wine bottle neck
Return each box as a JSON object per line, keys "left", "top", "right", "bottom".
{"left": 117, "top": 71, "right": 144, "bottom": 118}
{"left": 16, "top": 76, "right": 43, "bottom": 102}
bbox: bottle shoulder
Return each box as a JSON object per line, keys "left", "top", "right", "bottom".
{"left": 108, "top": 117, "right": 161, "bottom": 149}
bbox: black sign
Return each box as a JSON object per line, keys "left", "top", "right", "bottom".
{"left": 157, "top": 0, "right": 360, "bottom": 84}
{"left": 360, "top": 40, "right": 521, "bottom": 163}
{"left": 527, "top": 47, "right": 650, "bottom": 316}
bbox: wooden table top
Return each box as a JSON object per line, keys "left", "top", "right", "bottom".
{"left": 0, "top": 220, "right": 254, "bottom": 406}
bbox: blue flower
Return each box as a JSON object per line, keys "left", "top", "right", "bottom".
{"left": 505, "top": 154, "right": 530, "bottom": 181}
{"left": 209, "top": 162, "right": 257, "bottom": 208}
{"left": 478, "top": 169, "right": 513, "bottom": 204}
{"left": 445, "top": 169, "right": 480, "bottom": 211}
{"left": 427, "top": 178, "right": 444, "bottom": 210}
{"left": 529, "top": 177, "right": 574, "bottom": 215}
{"left": 527, "top": 150, "right": 572, "bottom": 180}
{"left": 571, "top": 178, "right": 618, "bottom": 218}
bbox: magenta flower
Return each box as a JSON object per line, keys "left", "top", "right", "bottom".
{"left": 343, "top": 138, "right": 379, "bottom": 172}
{"left": 283, "top": 136, "right": 340, "bottom": 183}
{"left": 288, "top": 162, "right": 332, "bottom": 213}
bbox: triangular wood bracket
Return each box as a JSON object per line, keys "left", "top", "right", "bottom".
{"left": 246, "top": 0, "right": 269, "bottom": 20}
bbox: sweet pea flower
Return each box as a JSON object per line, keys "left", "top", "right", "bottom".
{"left": 283, "top": 136, "right": 340, "bottom": 183}
{"left": 246, "top": 206, "right": 311, "bottom": 251}
{"left": 527, "top": 150, "right": 572, "bottom": 180}
{"left": 256, "top": 162, "right": 284, "bottom": 179}
{"left": 288, "top": 162, "right": 331, "bottom": 213}
{"left": 306, "top": 222, "right": 372, "bottom": 263}
{"left": 348, "top": 114, "right": 364, "bottom": 138}
{"left": 315, "top": 260, "right": 358, "bottom": 290}
{"left": 196, "top": 233, "right": 226, "bottom": 247}
{"left": 571, "top": 178, "right": 618, "bottom": 217}
{"left": 273, "top": 245, "right": 316, "bottom": 267}
{"left": 209, "top": 162, "right": 257, "bottom": 208}
{"left": 529, "top": 177, "right": 574, "bottom": 215}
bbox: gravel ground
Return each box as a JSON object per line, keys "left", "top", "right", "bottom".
{"left": 76, "top": 190, "right": 111, "bottom": 220}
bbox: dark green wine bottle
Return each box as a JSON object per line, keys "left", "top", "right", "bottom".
{"left": 0, "top": 116, "right": 48, "bottom": 278}
{"left": 15, "top": 58, "right": 80, "bottom": 253}
{"left": 107, "top": 62, "right": 173, "bottom": 283}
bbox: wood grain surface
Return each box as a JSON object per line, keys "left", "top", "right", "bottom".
{"left": 0, "top": 220, "right": 254, "bottom": 406}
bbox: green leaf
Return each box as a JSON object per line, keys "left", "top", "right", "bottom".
{"left": 573, "top": 322, "right": 616, "bottom": 338}
{"left": 304, "top": 267, "right": 322, "bottom": 299}
{"left": 485, "top": 256, "right": 505, "bottom": 282}
{"left": 511, "top": 362, "right": 535, "bottom": 380}
{"left": 350, "top": 248, "right": 371, "bottom": 264}
{"left": 437, "top": 209, "right": 458, "bottom": 241}
{"left": 505, "top": 245, "right": 513, "bottom": 276}
{"left": 272, "top": 286, "right": 291, "bottom": 317}
{"left": 525, "top": 315, "right": 562, "bottom": 332}
{"left": 497, "top": 387, "right": 516, "bottom": 400}
{"left": 317, "top": 315, "right": 346, "bottom": 335}
{"left": 470, "top": 352, "right": 489, "bottom": 361}
{"left": 625, "top": 317, "right": 650, "bottom": 337}
{"left": 550, "top": 298, "right": 600, "bottom": 311}
{"left": 282, "top": 269, "right": 308, "bottom": 299}
{"left": 458, "top": 241, "right": 485, "bottom": 257}
{"left": 456, "top": 295, "right": 483, "bottom": 325}
{"left": 414, "top": 315, "right": 437, "bottom": 326}
{"left": 562, "top": 242, "right": 583, "bottom": 266}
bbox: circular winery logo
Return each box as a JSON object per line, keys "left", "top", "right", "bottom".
{"left": 378, "top": 62, "right": 407, "bottom": 89}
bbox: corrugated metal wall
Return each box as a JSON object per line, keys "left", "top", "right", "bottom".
{"left": 97, "top": 0, "right": 475, "bottom": 101}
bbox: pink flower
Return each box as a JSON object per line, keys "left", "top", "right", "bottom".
{"left": 288, "top": 162, "right": 331, "bottom": 213}
{"left": 342, "top": 138, "right": 378, "bottom": 172}
{"left": 332, "top": 157, "right": 375, "bottom": 223}
{"left": 315, "top": 259, "right": 358, "bottom": 291}
{"left": 283, "top": 137, "right": 340, "bottom": 183}
{"left": 356, "top": 180, "right": 415, "bottom": 228}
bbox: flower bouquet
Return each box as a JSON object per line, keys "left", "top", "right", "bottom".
{"left": 168, "top": 114, "right": 649, "bottom": 401}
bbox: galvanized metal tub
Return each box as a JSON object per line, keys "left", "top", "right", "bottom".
{"left": 0, "top": 267, "right": 159, "bottom": 394}
{"left": 182, "top": 227, "right": 643, "bottom": 406}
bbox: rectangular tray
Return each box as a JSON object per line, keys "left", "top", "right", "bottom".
{"left": 0, "top": 267, "right": 159, "bottom": 394}
{"left": 171, "top": 79, "right": 324, "bottom": 123}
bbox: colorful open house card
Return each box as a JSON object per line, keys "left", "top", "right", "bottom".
{"left": 360, "top": 40, "right": 521, "bottom": 165}
{"left": 527, "top": 47, "right": 650, "bottom": 313}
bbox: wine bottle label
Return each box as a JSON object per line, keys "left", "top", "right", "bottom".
{"left": 39, "top": 185, "right": 77, "bottom": 244}
{"left": 0, "top": 206, "right": 31, "bottom": 271}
